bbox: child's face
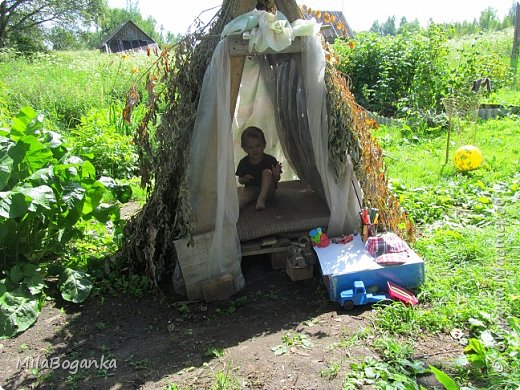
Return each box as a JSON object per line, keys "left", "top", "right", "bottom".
{"left": 242, "top": 136, "right": 265, "bottom": 159}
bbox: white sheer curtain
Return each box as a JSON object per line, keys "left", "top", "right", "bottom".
{"left": 175, "top": 13, "right": 361, "bottom": 299}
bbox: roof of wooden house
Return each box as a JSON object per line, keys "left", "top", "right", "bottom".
{"left": 99, "top": 20, "right": 159, "bottom": 53}
{"left": 305, "top": 10, "right": 354, "bottom": 42}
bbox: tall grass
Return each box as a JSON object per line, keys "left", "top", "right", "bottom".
{"left": 0, "top": 50, "right": 152, "bottom": 127}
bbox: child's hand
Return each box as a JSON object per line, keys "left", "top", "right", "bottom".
{"left": 239, "top": 174, "right": 254, "bottom": 185}
{"left": 272, "top": 162, "right": 282, "bottom": 180}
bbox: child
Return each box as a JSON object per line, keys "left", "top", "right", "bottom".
{"left": 236, "top": 126, "right": 282, "bottom": 210}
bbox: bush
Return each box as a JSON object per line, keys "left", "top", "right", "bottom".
{"left": 69, "top": 103, "right": 139, "bottom": 179}
{"left": 334, "top": 26, "right": 515, "bottom": 121}
{"left": 0, "top": 106, "right": 131, "bottom": 338}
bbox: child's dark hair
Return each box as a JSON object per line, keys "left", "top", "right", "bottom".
{"left": 241, "top": 126, "right": 266, "bottom": 147}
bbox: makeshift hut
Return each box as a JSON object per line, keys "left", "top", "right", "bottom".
{"left": 99, "top": 20, "right": 158, "bottom": 54}
{"left": 119, "top": 0, "right": 413, "bottom": 301}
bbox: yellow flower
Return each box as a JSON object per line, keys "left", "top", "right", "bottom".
{"left": 131, "top": 66, "right": 139, "bottom": 74}
{"left": 315, "top": 10, "right": 322, "bottom": 19}
{"left": 348, "top": 40, "right": 356, "bottom": 49}
{"left": 337, "top": 22, "right": 345, "bottom": 31}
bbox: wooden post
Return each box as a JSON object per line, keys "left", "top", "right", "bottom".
{"left": 511, "top": 2, "right": 520, "bottom": 70}
{"left": 228, "top": 0, "right": 257, "bottom": 117}
{"left": 275, "top": 0, "right": 303, "bottom": 22}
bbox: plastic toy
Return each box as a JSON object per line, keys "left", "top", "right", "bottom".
{"left": 309, "top": 227, "right": 329, "bottom": 248}
{"left": 387, "top": 281, "right": 418, "bottom": 305}
{"left": 331, "top": 234, "right": 354, "bottom": 244}
{"left": 339, "top": 280, "right": 388, "bottom": 310}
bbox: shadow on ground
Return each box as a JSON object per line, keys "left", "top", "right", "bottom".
{"left": 2, "top": 255, "right": 374, "bottom": 389}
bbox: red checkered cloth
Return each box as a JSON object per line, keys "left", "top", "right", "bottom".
{"left": 374, "top": 252, "right": 409, "bottom": 266}
{"left": 365, "top": 233, "right": 410, "bottom": 257}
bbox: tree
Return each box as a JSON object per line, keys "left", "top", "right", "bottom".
{"left": 0, "top": 0, "right": 107, "bottom": 49}
{"left": 479, "top": 7, "right": 500, "bottom": 30}
{"left": 381, "top": 16, "right": 397, "bottom": 35}
{"left": 369, "top": 20, "right": 382, "bottom": 34}
{"left": 370, "top": 16, "right": 397, "bottom": 36}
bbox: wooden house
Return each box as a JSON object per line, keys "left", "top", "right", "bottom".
{"left": 99, "top": 20, "right": 158, "bottom": 54}
{"left": 305, "top": 10, "right": 354, "bottom": 42}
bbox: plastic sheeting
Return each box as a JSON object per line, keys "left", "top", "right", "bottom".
{"left": 174, "top": 11, "right": 361, "bottom": 299}
{"left": 221, "top": 9, "right": 320, "bottom": 53}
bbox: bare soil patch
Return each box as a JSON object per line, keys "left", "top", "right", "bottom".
{"left": 0, "top": 256, "right": 460, "bottom": 389}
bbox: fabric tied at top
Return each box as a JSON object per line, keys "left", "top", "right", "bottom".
{"left": 221, "top": 9, "right": 321, "bottom": 53}
{"left": 365, "top": 232, "right": 410, "bottom": 258}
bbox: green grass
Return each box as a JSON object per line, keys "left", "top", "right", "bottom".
{"left": 0, "top": 50, "right": 152, "bottom": 127}
{"left": 361, "top": 116, "right": 520, "bottom": 388}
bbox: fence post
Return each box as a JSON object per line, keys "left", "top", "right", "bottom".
{"left": 511, "top": 2, "right": 520, "bottom": 70}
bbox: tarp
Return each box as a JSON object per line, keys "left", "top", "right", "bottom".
{"left": 174, "top": 10, "right": 361, "bottom": 300}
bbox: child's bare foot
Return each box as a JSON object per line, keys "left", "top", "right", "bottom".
{"left": 255, "top": 199, "right": 266, "bottom": 210}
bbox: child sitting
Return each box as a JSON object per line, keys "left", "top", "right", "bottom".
{"left": 236, "top": 126, "right": 282, "bottom": 210}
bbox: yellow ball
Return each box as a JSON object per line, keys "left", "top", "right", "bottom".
{"left": 453, "top": 145, "right": 483, "bottom": 171}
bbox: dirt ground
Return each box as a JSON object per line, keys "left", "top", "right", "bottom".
{"left": 0, "top": 256, "right": 461, "bottom": 390}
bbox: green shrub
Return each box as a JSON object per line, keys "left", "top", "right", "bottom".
{"left": 69, "top": 103, "right": 139, "bottom": 179}
{"left": 334, "top": 26, "right": 514, "bottom": 120}
{"left": 0, "top": 106, "right": 131, "bottom": 338}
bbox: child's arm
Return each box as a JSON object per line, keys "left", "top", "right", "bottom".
{"left": 272, "top": 162, "right": 282, "bottom": 182}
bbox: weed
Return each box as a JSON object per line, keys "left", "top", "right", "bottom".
{"left": 30, "top": 368, "right": 54, "bottom": 386}
{"left": 129, "top": 358, "right": 150, "bottom": 370}
{"left": 372, "top": 337, "right": 414, "bottom": 362}
{"left": 66, "top": 369, "right": 88, "bottom": 390}
{"left": 320, "top": 361, "right": 342, "bottom": 380}
{"left": 342, "top": 356, "right": 428, "bottom": 389}
{"left": 216, "top": 296, "right": 248, "bottom": 315}
{"left": 204, "top": 347, "right": 225, "bottom": 359}
{"left": 18, "top": 343, "right": 29, "bottom": 352}
{"left": 271, "top": 332, "right": 313, "bottom": 356}
{"left": 210, "top": 367, "right": 241, "bottom": 390}
{"left": 335, "top": 327, "right": 373, "bottom": 349}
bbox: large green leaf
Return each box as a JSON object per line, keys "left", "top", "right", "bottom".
{"left": 82, "top": 179, "right": 105, "bottom": 215}
{"left": 98, "top": 176, "right": 132, "bottom": 203}
{"left": 0, "top": 219, "right": 16, "bottom": 245}
{"left": 59, "top": 268, "right": 92, "bottom": 303}
{"left": 24, "top": 274, "right": 45, "bottom": 295}
{"left": 16, "top": 185, "right": 56, "bottom": 213}
{"left": 0, "top": 152, "right": 13, "bottom": 191}
{"left": 79, "top": 160, "right": 96, "bottom": 180}
{"left": 91, "top": 203, "right": 120, "bottom": 223}
{"left": 42, "top": 130, "right": 63, "bottom": 149}
{"left": 429, "top": 365, "right": 459, "bottom": 390}
{"left": 9, "top": 107, "right": 37, "bottom": 141}
{"left": 27, "top": 167, "right": 54, "bottom": 186}
{"left": 10, "top": 264, "right": 25, "bottom": 283}
{"left": 0, "top": 191, "right": 29, "bottom": 219}
{"left": 0, "top": 289, "right": 42, "bottom": 339}
{"left": 19, "top": 135, "right": 54, "bottom": 174}
{"left": 62, "top": 182, "right": 85, "bottom": 210}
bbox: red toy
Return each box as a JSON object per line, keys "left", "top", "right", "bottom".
{"left": 387, "top": 281, "right": 418, "bottom": 305}
{"left": 331, "top": 234, "right": 354, "bottom": 245}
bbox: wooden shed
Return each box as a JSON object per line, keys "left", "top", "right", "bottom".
{"left": 99, "top": 20, "right": 158, "bottom": 54}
